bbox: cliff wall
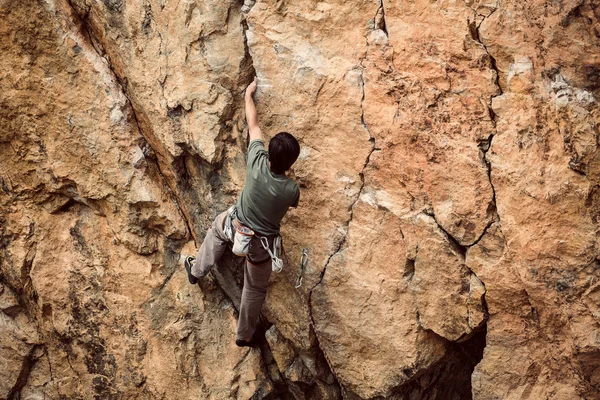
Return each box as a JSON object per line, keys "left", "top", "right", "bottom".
{"left": 1, "top": 0, "right": 599, "bottom": 398}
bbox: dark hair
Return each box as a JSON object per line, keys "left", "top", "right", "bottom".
{"left": 268, "top": 132, "right": 300, "bottom": 174}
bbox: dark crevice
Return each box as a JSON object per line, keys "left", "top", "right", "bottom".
{"left": 44, "top": 345, "right": 63, "bottom": 398}
{"left": 404, "top": 257, "right": 416, "bottom": 281}
{"left": 50, "top": 197, "right": 78, "bottom": 214}
{"left": 420, "top": 205, "right": 490, "bottom": 395}
{"left": 560, "top": 3, "right": 584, "bottom": 28}
{"left": 391, "top": 327, "right": 487, "bottom": 399}
{"left": 469, "top": 134, "right": 500, "bottom": 249}
{"left": 64, "top": 344, "right": 81, "bottom": 379}
{"left": 0, "top": 246, "right": 40, "bottom": 318}
{"left": 385, "top": 305, "right": 487, "bottom": 399}
{"left": 470, "top": 220, "right": 495, "bottom": 249}
{"left": 1, "top": 177, "right": 10, "bottom": 193}
{"left": 240, "top": 17, "right": 257, "bottom": 88}
{"left": 477, "top": 135, "right": 497, "bottom": 198}
{"left": 423, "top": 212, "right": 490, "bottom": 341}
{"left": 6, "top": 344, "right": 42, "bottom": 400}
{"left": 305, "top": 294, "right": 346, "bottom": 399}
{"left": 304, "top": 214, "right": 352, "bottom": 397}
{"left": 124, "top": 103, "right": 195, "bottom": 245}
{"left": 474, "top": 284, "right": 490, "bottom": 330}
{"left": 374, "top": 0, "right": 389, "bottom": 36}
{"left": 465, "top": 5, "right": 504, "bottom": 248}
{"left": 166, "top": 104, "right": 184, "bottom": 119}
{"left": 127, "top": 101, "right": 196, "bottom": 244}
{"left": 0, "top": 264, "right": 43, "bottom": 399}
{"left": 253, "top": 320, "right": 298, "bottom": 400}
{"left": 424, "top": 209, "right": 468, "bottom": 259}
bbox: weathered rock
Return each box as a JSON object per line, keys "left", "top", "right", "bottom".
{"left": 311, "top": 202, "right": 447, "bottom": 398}
{"left": 1, "top": 0, "right": 599, "bottom": 398}
{"left": 0, "top": 288, "right": 42, "bottom": 399}
{"left": 0, "top": 1, "right": 272, "bottom": 398}
{"left": 67, "top": 0, "right": 253, "bottom": 240}
{"left": 467, "top": 0, "right": 600, "bottom": 397}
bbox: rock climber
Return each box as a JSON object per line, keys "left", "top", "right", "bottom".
{"left": 183, "top": 77, "right": 300, "bottom": 348}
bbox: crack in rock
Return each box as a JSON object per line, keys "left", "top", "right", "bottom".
{"left": 310, "top": 69, "right": 376, "bottom": 292}
{"left": 374, "top": 0, "right": 389, "bottom": 36}
{"left": 305, "top": 60, "right": 377, "bottom": 399}
{"left": 44, "top": 346, "right": 64, "bottom": 398}
{"left": 420, "top": 208, "right": 491, "bottom": 339}
{"left": 6, "top": 344, "right": 42, "bottom": 399}
{"left": 423, "top": 208, "right": 467, "bottom": 259}
{"left": 465, "top": 5, "right": 504, "bottom": 247}
{"left": 316, "top": 57, "right": 378, "bottom": 284}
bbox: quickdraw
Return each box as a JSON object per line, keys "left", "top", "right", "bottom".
{"left": 295, "top": 248, "right": 308, "bottom": 288}
{"left": 290, "top": 248, "right": 348, "bottom": 396}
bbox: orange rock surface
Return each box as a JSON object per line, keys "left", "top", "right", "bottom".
{"left": 1, "top": 0, "right": 598, "bottom": 398}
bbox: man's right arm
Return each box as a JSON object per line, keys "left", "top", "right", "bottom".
{"left": 245, "top": 78, "right": 263, "bottom": 143}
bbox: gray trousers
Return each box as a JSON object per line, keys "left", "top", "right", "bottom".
{"left": 192, "top": 210, "right": 274, "bottom": 341}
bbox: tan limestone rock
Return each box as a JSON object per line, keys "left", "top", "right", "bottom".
{"left": 2, "top": 0, "right": 599, "bottom": 398}
{"left": 312, "top": 201, "right": 447, "bottom": 398}
{"left": 0, "top": 1, "right": 272, "bottom": 398}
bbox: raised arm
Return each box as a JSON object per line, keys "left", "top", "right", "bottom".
{"left": 245, "top": 78, "right": 263, "bottom": 142}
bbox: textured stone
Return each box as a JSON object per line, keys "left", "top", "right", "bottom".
{"left": 0, "top": 1, "right": 270, "bottom": 398}
{"left": 66, "top": 0, "right": 253, "bottom": 241}
{"left": 312, "top": 203, "right": 448, "bottom": 398}
{"left": 1, "top": 0, "right": 599, "bottom": 398}
{"left": 0, "top": 303, "right": 41, "bottom": 398}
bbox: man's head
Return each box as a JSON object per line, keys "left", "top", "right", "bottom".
{"left": 268, "top": 132, "right": 300, "bottom": 174}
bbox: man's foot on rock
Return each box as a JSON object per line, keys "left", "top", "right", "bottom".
{"left": 184, "top": 255, "right": 198, "bottom": 285}
{"left": 235, "top": 338, "right": 256, "bottom": 348}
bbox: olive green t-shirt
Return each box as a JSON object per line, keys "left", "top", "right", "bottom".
{"left": 235, "top": 139, "right": 299, "bottom": 236}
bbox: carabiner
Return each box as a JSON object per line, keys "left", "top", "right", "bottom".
{"left": 295, "top": 249, "right": 309, "bottom": 288}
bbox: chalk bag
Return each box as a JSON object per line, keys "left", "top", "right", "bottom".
{"left": 232, "top": 224, "right": 254, "bottom": 256}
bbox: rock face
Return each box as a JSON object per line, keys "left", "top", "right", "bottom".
{"left": 0, "top": 0, "right": 598, "bottom": 399}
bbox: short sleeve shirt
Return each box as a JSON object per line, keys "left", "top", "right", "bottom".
{"left": 235, "top": 139, "right": 299, "bottom": 236}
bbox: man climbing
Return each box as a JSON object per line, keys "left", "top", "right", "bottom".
{"left": 183, "top": 77, "right": 300, "bottom": 347}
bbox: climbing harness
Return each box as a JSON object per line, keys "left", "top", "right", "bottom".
{"left": 260, "top": 236, "right": 284, "bottom": 273}
{"left": 226, "top": 206, "right": 283, "bottom": 271}
{"left": 294, "top": 248, "right": 309, "bottom": 288}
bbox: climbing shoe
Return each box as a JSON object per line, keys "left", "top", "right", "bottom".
{"left": 235, "top": 339, "right": 256, "bottom": 348}
{"left": 184, "top": 255, "right": 198, "bottom": 285}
